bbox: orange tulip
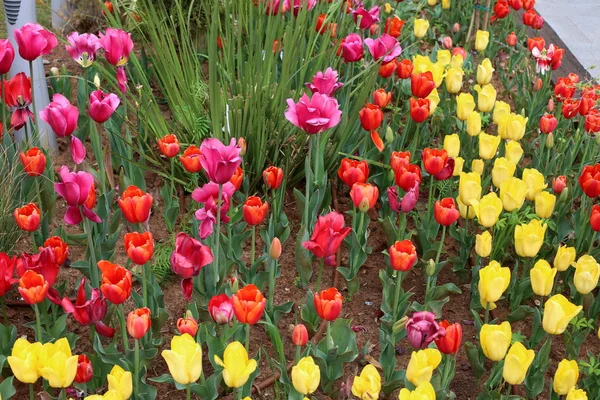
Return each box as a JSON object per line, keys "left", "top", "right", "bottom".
{"left": 84, "top": 183, "right": 97, "bottom": 210}
{"left": 390, "top": 151, "right": 411, "bottom": 171}
{"left": 177, "top": 315, "right": 199, "bottom": 336}
{"left": 350, "top": 183, "right": 379, "bottom": 211}
{"left": 118, "top": 185, "right": 153, "bottom": 224}
{"left": 389, "top": 240, "right": 418, "bottom": 271}
{"left": 230, "top": 166, "right": 244, "bottom": 190}
{"left": 263, "top": 166, "right": 284, "bottom": 190}
{"left": 397, "top": 59, "right": 414, "bottom": 79}
{"left": 18, "top": 270, "right": 48, "bottom": 305}
{"left": 127, "top": 307, "right": 151, "bottom": 339}
{"left": 379, "top": 60, "right": 397, "bottom": 78}
{"left": 157, "top": 134, "right": 180, "bottom": 158}
{"left": 98, "top": 261, "right": 132, "bottom": 305}
{"left": 124, "top": 232, "right": 154, "bottom": 265}
{"left": 359, "top": 104, "right": 383, "bottom": 131}
{"left": 231, "top": 284, "right": 266, "bottom": 325}
{"left": 179, "top": 145, "right": 203, "bottom": 173}
{"left": 242, "top": 196, "right": 269, "bottom": 226}
{"left": 422, "top": 148, "right": 449, "bottom": 176}
{"left": 338, "top": 158, "right": 369, "bottom": 188}
{"left": 373, "top": 89, "right": 392, "bottom": 108}
{"left": 14, "top": 203, "right": 41, "bottom": 232}
{"left": 314, "top": 288, "right": 343, "bottom": 321}
{"left": 20, "top": 147, "right": 46, "bottom": 176}
{"left": 384, "top": 16, "right": 405, "bottom": 38}
{"left": 43, "top": 236, "right": 69, "bottom": 265}
{"left": 434, "top": 198, "right": 460, "bottom": 226}
{"left": 410, "top": 98, "right": 431, "bottom": 123}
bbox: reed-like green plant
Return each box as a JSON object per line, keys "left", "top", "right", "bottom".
{"left": 0, "top": 137, "right": 26, "bottom": 253}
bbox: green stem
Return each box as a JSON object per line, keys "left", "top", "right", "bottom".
{"left": 83, "top": 213, "right": 99, "bottom": 288}
{"left": 119, "top": 304, "right": 129, "bottom": 352}
{"left": 327, "top": 321, "right": 332, "bottom": 350}
{"left": 435, "top": 226, "right": 447, "bottom": 265}
{"left": 134, "top": 339, "right": 140, "bottom": 398}
{"left": 304, "top": 136, "right": 313, "bottom": 226}
{"left": 251, "top": 226, "right": 256, "bottom": 266}
{"left": 268, "top": 258, "right": 276, "bottom": 311}
{"left": 237, "top": 388, "right": 244, "bottom": 400}
{"left": 392, "top": 271, "right": 404, "bottom": 320}
{"left": 186, "top": 384, "right": 191, "bottom": 400}
{"left": 214, "top": 184, "right": 223, "bottom": 285}
{"left": 315, "top": 258, "right": 325, "bottom": 292}
{"left": 484, "top": 301, "right": 490, "bottom": 324}
{"left": 357, "top": 210, "right": 365, "bottom": 237}
{"left": 142, "top": 263, "right": 148, "bottom": 308}
{"left": 295, "top": 345, "right": 301, "bottom": 362}
{"left": 33, "top": 304, "right": 42, "bottom": 342}
{"left": 245, "top": 324, "right": 251, "bottom": 353}
{"left": 397, "top": 212, "right": 407, "bottom": 241}
{"left": 588, "top": 232, "right": 595, "bottom": 255}
{"left": 29, "top": 61, "right": 38, "bottom": 143}
{"left": 29, "top": 384, "right": 34, "bottom": 400}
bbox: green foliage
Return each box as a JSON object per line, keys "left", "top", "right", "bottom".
{"left": 0, "top": 138, "right": 25, "bottom": 252}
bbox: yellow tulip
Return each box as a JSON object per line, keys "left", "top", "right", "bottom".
{"left": 493, "top": 101, "right": 511, "bottom": 125}
{"left": 214, "top": 341, "right": 258, "bottom": 388}
{"left": 406, "top": 348, "right": 441, "bottom": 386}
{"left": 478, "top": 132, "right": 501, "bottom": 160}
{"left": 498, "top": 113, "right": 528, "bottom": 141}
{"left": 458, "top": 172, "right": 481, "bottom": 206}
{"left": 474, "top": 84, "right": 497, "bottom": 113}
{"left": 351, "top": 364, "right": 381, "bottom": 400}
{"left": 522, "top": 168, "right": 547, "bottom": 201}
{"left": 475, "top": 30, "right": 490, "bottom": 52}
{"left": 443, "top": 133, "right": 460, "bottom": 158}
{"left": 467, "top": 111, "right": 482, "bottom": 136}
{"left": 427, "top": 88, "right": 440, "bottom": 114}
{"left": 453, "top": 157, "right": 465, "bottom": 176}
{"left": 398, "top": 382, "right": 436, "bottom": 400}
{"left": 535, "top": 192, "right": 556, "bottom": 218}
{"left": 554, "top": 245, "right": 576, "bottom": 272}
{"left": 472, "top": 159, "right": 484, "bottom": 175}
{"left": 161, "top": 333, "right": 203, "bottom": 385}
{"left": 437, "top": 49, "right": 451, "bottom": 67}
{"left": 107, "top": 365, "right": 133, "bottom": 400}
{"left": 476, "top": 58, "right": 494, "bottom": 86}
{"left": 427, "top": 0, "right": 437, "bottom": 6}
{"left": 291, "top": 356, "right": 320, "bottom": 395}
{"left": 450, "top": 54, "right": 464, "bottom": 68}
{"left": 428, "top": 63, "right": 445, "bottom": 88}
{"left": 530, "top": 260, "right": 557, "bottom": 296}
{"left": 475, "top": 231, "right": 492, "bottom": 257}
{"left": 384, "top": 3, "right": 392, "bottom": 13}
{"left": 491, "top": 157, "right": 516, "bottom": 188}
{"left": 445, "top": 67, "right": 464, "bottom": 94}
{"left": 84, "top": 390, "right": 124, "bottom": 400}
{"left": 503, "top": 342, "right": 535, "bottom": 385}
{"left": 7, "top": 338, "right": 42, "bottom": 384}
{"left": 566, "top": 388, "right": 588, "bottom": 400}
{"left": 39, "top": 338, "right": 78, "bottom": 388}
{"left": 456, "top": 93, "right": 476, "bottom": 121}
{"left": 554, "top": 360, "right": 579, "bottom": 395}
{"left": 480, "top": 321, "right": 512, "bottom": 361}
{"left": 457, "top": 197, "right": 477, "bottom": 219}
{"left": 414, "top": 19, "right": 430, "bottom": 39}
{"left": 472, "top": 192, "right": 503, "bottom": 228}
{"left": 500, "top": 177, "right": 528, "bottom": 212}
{"left": 514, "top": 219, "right": 547, "bottom": 257}
{"left": 442, "top": 0, "right": 451, "bottom": 9}
{"left": 543, "top": 294, "right": 583, "bottom": 335}
{"left": 413, "top": 55, "right": 433, "bottom": 74}
{"left": 573, "top": 255, "right": 600, "bottom": 295}
{"left": 478, "top": 261, "right": 510, "bottom": 308}
{"left": 505, "top": 140, "right": 524, "bottom": 165}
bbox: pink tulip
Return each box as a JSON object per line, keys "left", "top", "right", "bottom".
{"left": 65, "top": 32, "right": 102, "bottom": 67}
{"left": 285, "top": 93, "right": 342, "bottom": 134}
{"left": 406, "top": 311, "right": 446, "bottom": 349}
{"left": 89, "top": 90, "right": 120, "bottom": 123}
{"left": 99, "top": 28, "right": 133, "bottom": 67}
{"left": 365, "top": 34, "right": 402, "bottom": 63}
{"left": 0, "top": 39, "right": 15, "bottom": 74}
{"left": 340, "top": 33, "right": 364, "bottom": 63}
{"left": 442, "top": 36, "right": 453, "bottom": 49}
{"left": 14, "top": 23, "right": 58, "bottom": 61}
{"left": 401, "top": 181, "right": 419, "bottom": 213}
{"left": 306, "top": 67, "right": 343, "bottom": 96}
{"left": 302, "top": 211, "right": 351, "bottom": 266}
{"left": 62, "top": 277, "right": 115, "bottom": 337}
{"left": 387, "top": 186, "right": 401, "bottom": 213}
{"left": 283, "top": 0, "right": 317, "bottom": 16}
{"left": 39, "top": 94, "right": 79, "bottom": 137}
{"left": 70, "top": 136, "right": 86, "bottom": 165}
{"left": 192, "top": 182, "right": 235, "bottom": 239}
{"left": 351, "top": 5, "right": 380, "bottom": 30}
{"left": 170, "top": 232, "right": 214, "bottom": 301}
{"left": 117, "top": 67, "right": 127, "bottom": 93}
{"left": 199, "top": 138, "right": 242, "bottom": 184}
{"left": 54, "top": 166, "right": 101, "bottom": 225}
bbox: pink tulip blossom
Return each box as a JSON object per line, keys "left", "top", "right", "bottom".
{"left": 365, "top": 34, "right": 402, "bottom": 63}
{"left": 0, "top": 39, "right": 15, "bottom": 74}
{"left": 340, "top": 33, "right": 364, "bottom": 63}
{"left": 199, "top": 138, "right": 242, "bottom": 184}
{"left": 285, "top": 93, "right": 342, "bottom": 134}
{"left": 65, "top": 32, "right": 102, "bottom": 67}
{"left": 13, "top": 23, "right": 58, "bottom": 61}
{"left": 62, "top": 277, "right": 115, "bottom": 337}
{"left": 283, "top": 0, "right": 317, "bottom": 16}
{"left": 306, "top": 68, "right": 343, "bottom": 96}
{"left": 89, "top": 90, "right": 120, "bottom": 123}
{"left": 54, "top": 166, "right": 101, "bottom": 225}
{"left": 532, "top": 44, "right": 555, "bottom": 75}
{"left": 192, "top": 182, "right": 236, "bottom": 239}
{"left": 70, "top": 136, "right": 86, "bottom": 165}
{"left": 303, "top": 211, "right": 351, "bottom": 266}
{"left": 208, "top": 294, "right": 234, "bottom": 324}
{"left": 39, "top": 94, "right": 79, "bottom": 137}
{"left": 265, "top": 0, "right": 281, "bottom": 15}
{"left": 116, "top": 67, "right": 127, "bottom": 93}
{"left": 401, "top": 181, "right": 419, "bottom": 213}
{"left": 434, "top": 157, "right": 454, "bottom": 181}
{"left": 99, "top": 28, "right": 133, "bottom": 67}
{"left": 170, "top": 233, "right": 214, "bottom": 301}
{"left": 405, "top": 311, "right": 446, "bottom": 349}
{"left": 351, "top": 4, "right": 380, "bottom": 30}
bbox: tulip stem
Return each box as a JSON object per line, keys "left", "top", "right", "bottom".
{"left": 295, "top": 345, "right": 301, "bottom": 362}
{"left": 33, "top": 304, "right": 43, "bottom": 342}
{"left": 83, "top": 213, "right": 99, "bottom": 288}
{"left": 393, "top": 271, "right": 404, "bottom": 321}
{"left": 304, "top": 136, "right": 313, "bottom": 227}
{"left": 245, "top": 324, "right": 251, "bottom": 353}
{"left": 142, "top": 264, "right": 148, "bottom": 308}
{"left": 29, "top": 384, "right": 34, "bottom": 400}
{"left": 214, "top": 184, "right": 223, "bottom": 289}
{"left": 134, "top": 339, "right": 140, "bottom": 398}
{"left": 251, "top": 226, "right": 256, "bottom": 266}
{"left": 29, "top": 61, "right": 38, "bottom": 143}
{"left": 484, "top": 301, "right": 490, "bottom": 324}
{"left": 435, "top": 225, "right": 447, "bottom": 266}
{"left": 186, "top": 384, "right": 191, "bottom": 400}
{"left": 588, "top": 233, "right": 595, "bottom": 255}
{"left": 315, "top": 258, "right": 325, "bottom": 292}
{"left": 118, "top": 304, "right": 129, "bottom": 352}
{"left": 327, "top": 321, "right": 332, "bottom": 351}
{"left": 268, "top": 258, "right": 276, "bottom": 311}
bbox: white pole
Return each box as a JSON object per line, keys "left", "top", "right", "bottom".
{"left": 50, "top": 0, "right": 70, "bottom": 31}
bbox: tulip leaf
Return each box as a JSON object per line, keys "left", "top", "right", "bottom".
{"left": 429, "top": 283, "right": 462, "bottom": 300}
{"left": 0, "top": 376, "right": 16, "bottom": 400}
{"left": 525, "top": 338, "right": 552, "bottom": 398}
{"left": 300, "top": 291, "right": 320, "bottom": 333}
{"left": 465, "top": 341, "right": 486, "bottom": 379}
{"left": 484, "top": 360, "right": 504, "bottom": 390}
{"left": 148, "top": 374, "right": 174, "bottom": 384}
{"left": 190, "top": 373, "right": 222, "bottom": 400}
{"left": 507, "top": 305, "right": 534, "bottom": 324}
{"left": 294, "top": 225, "right": 313, "bottom": 288}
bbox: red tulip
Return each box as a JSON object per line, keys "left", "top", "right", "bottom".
{"left": 409, "top": 98, "right": 430, "bottom": 123}
{"left": 230, "top": 166, "right": 244, "bottom": 191}
{"left": 292, "top": 324, "right": 309, "bottom": 346}
{"left": 16, "top": 247, "right": 59, "bottom": 287}
{"left": 384, "top": 16, "right": 404, "bottom": 38}
{"left": 579, "top": 93, "right": 595, "bottom": 117}
{"left": 180, "top": 145, "right": 203, "bottom": 173}
{"left": 390, "top": 151, "right": 411, "bottom": 171}
{"left": 434, "top": 198, "right": 460, "bottom": 226}
{"left": 562, "top": 99, "right": 580, "bottom": 119}
{"left": 527, "top": 37, "right": 545, "bottom": 52}
{"left": 177, "top": 315, "right": 199, "bottom": 336}
{"left": 350, "top": 182, "right": 379, "bottom": 211}
{"left": 394, "top": 163, "right": 422, "bottom": 192}
{"left": 75, "top": 354, "right": 93, "bottom": 384}
{"left": 158, "top": 134, "right": 180, "bottom": 158}
{"left": 523, "top": 0, "right": 535, "bottom": 10}
{"left": 490, "top": 0, "right": 509, "bottom": 22}
{"left": 124, "top": 232, "right": 154, "bottom": 265}
{"left": 19, "top": 147, "right": 46, "bottom": 177}
{"left": 170, "top": 233, "right": 213, "bottom": 301}
{"left": 14, "top": 23, "right": 57, "bottom": 61}
{"left": 373, "top": 88, "right": 392, "bottom": 108}
{"left": 554, "top": 77, "right": 576, "bottom": 101}
{"left": 127, "top": 307, "right": 151, "bottom": 339}
{"left": 396, "top": 59, "right": 414, "bottom": 79}
{"left": 43, "top": 236, "right": 69, "bottom": 266}
{"left": 18, "top": 270, "right": 48, "bottom": 305}
{"left": 379, "top": 60, "right": 397, "bottom": 78}
{"left": 551, "top": 47, "right": 565, "bottom": 70}
{"left": 208, "top": 293, "right": 234, "bottom": 324}
{"left": 118, "top": 185, "right": 153, "bottom": 224}
{"left": 314, "top": 288, "right": 343, "bottom": 321}
{"left": 509, "top": 0, "right": 522, "bottom": 10}
{"left": 4, "top": 72, "right": 33, "bottom": 130}
{"left": 263, "top": 166, "right": 284, "bottom": 190}
{"left": 14, "top": 203, "right": 41, "bottom": 232}
{"left": 0, "top": 39, "right": 15, "bottom": 75}
{"left": 532, "top": 14, "right": 544, "bottom": 30}
{"left": 338, "top": 158, "right": 369, "bottom": 188}
{"left": 452, "top": 47, "right": 467, "bottom": 61}
{"left": 389, "top": 240, "right": 418, "bottom": 271}
{"left": 411, "top": 72, "right": 435, "bottom": 98}
{"left": 522, "top": 9, "right": 537, "bottom": 26}
{"left": 435, "top": 320, "right": 462, "bottom": 354}
{"left": 552, "top": 176, "right": 567, "bottom": 194}
{"left": 422, "top": 148, "right": 449, "bottom": 176}
{"left": 590, "top": 205, "right": 600, "bottom": 232}
{"left": 539, "top": 114, "right": 557, "bottom": 134}
{"left": 231, "top": 284, "right": 266, "bottom": 325}
{"left": 580, "top": 164, "right": 600, "bottom": 198}
{"left": 243, "top": 196, "right": 269, "bottom": 226}
{"left": 0, "top": 253, "right": 17, "bottom": 297}
{"left": 585, "top": 109, "right": 600, "bottom": 134}
{"left": 359, "top": 103, "right": 383, "bottom": 131}
{"left": 62, "top": 277, "right": 114, "bottom": 337}
{"left": 98, "top": 261, "right": 132, "bottom": 305}
{"left": 506, "top": 32, "right": 517, "bottom": 47}
{"left": 302, "top": 211, "right": 351, "bottom": 266}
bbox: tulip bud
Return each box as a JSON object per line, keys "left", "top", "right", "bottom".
{"left": 426, "top": 259, "right": 436, "bottom": 276}
{"left": 506, "top": 32, "right": 517, "bottom": 47}
{"left": 359, "top": 198, "right": 371, "bottom": 213}
{"left": 453, "top": 23, "right": 460, "bottom": 33}
{"left": 534, "top": 78, "right": 543, "bottom": 92}
{"left": 269, "top": 238, "right": 282, "bottom": 259}
{"left": 127, "top": 307, "right": 151, "bottom": 339}
{"left": 392, "top": 316, "right": 409, "bottom": 334}
{"left": 93, "top": 74, "right": 101, "bottom": 89}
{"left": 552, "top": 176, "right": 567, "bottom": 194}
{"left": 385, "top": 126, "right": 394, "bottom": 143}
{"left": 75, "top": 354, "right": 93, "bottom": 384}
{"left": 177, "top": 312, "right": 199, "bottom": 336}
{"left": 559, "top": 187, "right": 569, "bottom": 203}
{"left": 442, "top": 36, "right": 453, "bottom": 49}
{"left": 50, "top": 66, "right": 59, "bottom": 77}
{"left": 545, "top": 132, "right": 554, "bottom": 148}
{"left": 230, "top": 275, "right": 239, "bottom": 293}
{"left": 292, "top": 324, "right": 309, "bottom": 346}
{"left": 238, "top": 137, "right": 247, "bottom": 156}
{"left": 548, "top": 98, "right": 555, "bottom": 112}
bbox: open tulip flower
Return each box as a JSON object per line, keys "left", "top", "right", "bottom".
{"left": 161, "top": 334, "right": 203, "bottom": 385}
{"left": 62, "top": 277, "right": 115, "bottom": 337}
{"left": 214, "top": 341, "right": 257, "bottom": 388}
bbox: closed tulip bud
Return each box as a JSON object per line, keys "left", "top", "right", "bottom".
{"left": 478, "top": 133, "right": 501, "bottom": 160}
{"left": 480, "top": 321, "right": 512, "bottom": 361}
{"left": 554, "top": 245, "right": 576, "bottom": 271}
{"left": 359, "top": 104, "right": 383, "bottom": 131}
{"left": 107, "top": 365, "right": 133, "bottom": 400}
{"left": 475, "top": 231, "right": 492, "bottom": 257}
{"left": 453, "top": 23, "right": 460, "bottom": 32}
{"left": 38, "top": 338, "right": 78, "bottom": 388}
{"left": 385, "top": 126, "right": 394, "bottom": 143}
{"left": 214, "top": 341, "right": 257, "bottom": 388}
{"left": 500, "top": 177, "right": 528, "bottom": 212}
{"left": 389, "top": 240, "right": 418, "bottom": 271}
{"left": 338, "top": 158, "right": 369, "bottom": 188}
{"left": 535, "top": 192, "right": 556, "bottom": 218}
{"left": 162, "top": 334, "right": 203, "bottom": 385}
{"left": 314, "top": 288, "right": 343, "bottom": 321}
{"left": 503, "top": 342, "right": 535, "bottom": 385}
{"left": 443, "top": 134, "right": 460, "bottom": 158}
{"left": 208, "top": 294, "right": 234, "bottom": 324}
{"left": 493, "top": 100, "right": 511, "bottom": 125}
{"left": 176, "top": 312, "right": 198, "bottom": 336}
{"left": 7, "top": 338, "right": 42, "bottom": 384}
{"left": 237, "top": 137, "right": 246, "bottom": 156}
{"left": 75, "top": 354, "right": 93, "bottom": 384}
{"left": 566, "top": 388, "right": 588, "bottom": 400}
{"left": 457, "top": 197, "right": 476, "bottom": 219}
{"left": 243, "top": 196, "right": 269, "bottom": 226}
{"left": 124, "top": 231, "right": 154, "bottom": 265}
{"left": 472, "top": 192, "right": 503, "bottom": 228}
{"left": 292, "top": 324, "right": 309, "bottom": 346}
{"left": 453, "top": 157, "right": 464, "bottom": 176}
{"left": 492, "top": 157, "right": 517, "bottom": 188}
{"left": 20, "top": 147, "right": 47, "bottom": 176}
{"left": 546, "top": 132, "right": 555, "bottom": 148}
{"left": 523, "top": 168, "right": 548, "bottom": 201}
{"left": 573, "top": 255, "right": 600, "bottom": 294}
{"left": 552, "top": 176, "right": 567, "bottom": 194}
{"left": 506, "top": 32, "right": 517, "bottom": 46}
{"left": 548, "top": 98, "right": 555, "bottom": 112}
{"left": 406, "top": 348, "right": 441, "bottom": 385}
{"left": 442, "top": 0, "right": 451, "bottom": 8}
{"left": 393, "top": 316, "right": 409, "bottom": 334}
{"left": 442, "top": 36, "right": 453, "bottom": 49}
{"left": 530, "top": 260, "right": 556, "bottom": 296}
{"left": 459, "top": 172, "right": 481, "bottom": 206}
{"left": 292, "top": 356, "right": 321, "bottom": 395}
{"left": 540, "top": 114, "right": 558, "bottom": 134}
{"left": 475, "top": 30, "right": 490, "bottom": 52}
{"left": 472, "top": 159, "right": 484, "bottom": 175}
{"left": 127, "top": 307, "right": 151, "bottom": 339}
{"left": 413, "top": 19, "right": 430, "bottom": 38}
{"left": 478, "top": 261, "right": 510, "bottom": 308}
{"left": 352, "top": 364, "right": 381, "bottom": 400}
{"left": 505, "top": 140, "right": 524, "bottom": 165}
{"left": 427, "top": 0, "right": 437, "bottom": 5}
{"left": 553, "top": 360, "right": 579, "bottom": 395}
{"left": 476, "top": 58, "right": 494, "bottom": 86}
{"left": 118, "top": 185, "right": 153, "bottom": 224}
{"left": 269, "top": 238, "right": 282, "bottom": 259}
{"left": 533, "top": 77, "right": 543, "bottom": 92}
{"left": 559, "top": 187, "right": 570, "bottom": 203}
{"left": 515, "top": 219, "right": 547, "bottom": 258}
{"left": 456, "top": 93, "right": 476, "bottom": 121}
{"left": 474, "top": 83, "right": 497, "bottom": 113}
{"left": 543, "top": 294, "right": 582, "bottom": 334}
{"left": 445, "top": 67, "right": 464, "bottom": 94}
{"left": 425, "top": 259, "right": 436, "bottom": 277}
{"left": 14, "top": 203, "right": 41, "bottom": 232}
{"left": 591, "top": 205, "right": 600, "bottom": 232}
{"left": 373, "top": 88, "right": 392, "bottom": 108}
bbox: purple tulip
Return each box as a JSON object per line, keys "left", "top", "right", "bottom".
{"left": 283, "top": 0, "right": 317, "bottom": 16}
{"left": 117, "top": 66, "right": 127, "bottom": 93}
{"left": 351, "top": 4, "right": 380, "bottom": 30}
{"left": 54, "top": 166, "right": 101, "bottom": 225}
{"left": 199, "top": 138, "right": 242, "bottom": 184}
{"left": 306, "top": 68, "right": 343, "bottom": 96}
{"left": 285, "top": 93, "right": 342, "bottom": 134}
{"left": 365, "top": 34, "right": 402, "bottom": 63}
{"left": 405, "top": 311, "right": 446, "bottom": 349}
{"left": 62, "top": 277, "right": 115, "bottom": 337}
{"left": 192, "top": 182, "right": 236, "bottom": 239}
{"left": 65, "top": 32, "right": 102, "bottom": 67}
{"left": 434, "top": 157, "right": 455, "bottom": 181}
{"left": 39, "top": 94, "right": 79, "bottom": 137}
{"left": 89, "top": 90, "right": 120, "bottom": 123}
{"left": 388, "top": 186, "right": 400, "bottom": 213}
{"left": 341, "top": 33, "right": 364, "bottom": 63}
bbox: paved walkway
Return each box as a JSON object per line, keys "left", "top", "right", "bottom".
{"left": 535, "top": 0, "right": 600, "bottom": 78}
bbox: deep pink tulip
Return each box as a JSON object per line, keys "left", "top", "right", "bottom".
{"left": 405, "top": 311, "right": 446, "bottom": 349}
{"left": 70, "top": 136, "right": 86, "bottom": 165}
{"left": 65, "top": 32, "right": 102, "bottom": 67}
{"left": 340, "top": 33, "right": 364, "bottom": 63}
{"left": 351, "top": 5, "right": 380, "bottom": 30}
{"left": 54, "top": 166, "right": 101, "bottom": 225}
{"left": 208, "top": 294, "right": 234, "bottom": 324}
{"left": 39, "top": 94, "right": 79, "bottom": 137}
{"left": 285, "top": 93, "right": 342, "bottom": 134}
{"left": 62, "top": 277, "right": 115, "bottom": 337}
{"left": 99, "top": 28, "right": 133, "bottom": 67}
{"left": 117, "top": 67, "right": 127, "bottom": 93}
{"left": 388, "top": 186, "right": 401, "bottom": 213}
{"left": 199, "top": 138, "right": 242, "bottom": 184}
{"left": 89, "top": 90, "right": 120, "bottom": 123}
{"left": 0, "top": 39, "right": 15, "bottom": 74}
{"left": 306, "top": 67, "right": 343, "bottom": 96}
{"left": 192, "top": 182, "right": 235, "bottom": 239}
{"left": 283, "top": 0, "right": 317, "bottom": 16}
{"left": 265, "top": 0, "right": 281, "bottom": 15}
{"left": 16, "top": 248, "right": 59, "bottom": 286}
{"left": 434, "top": 157, "right": 454, "bottom": 181}
{"left": 14, "top": 23, "right": 58, "bottom": 61}
{"left": 0, "top": 252, "right": 18, "bottom": 297}
{"left": 170, "top": 233, "right": 214, "bottom": 301}
{"left": 302, "top": 211, "right": 351, "bottom": 266}
{"left": 401, "top": 181, "right": 419, "bottom": 213}
{"left": 365, "top": 34, "right": 402, "bottom": 63}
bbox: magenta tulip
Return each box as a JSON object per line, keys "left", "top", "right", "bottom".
{"left": 192, "top": 182, "right": 236, "bottom": 239}
{"left": 117, "top": 66, "right": 127, "bottom": 93}
{"left": 302, "top": 211, "right": 351, "bottom": 266}
{"left": 405, "top": 311, "right": 446, "bottom": 349}
{"left": 99, "top": 28, "right": 133, "bottom": 67}
{"left": 89, "top": 90, "right": 120, "bottom": 123}
{"left": 285, "top": 93, "right": 342, "bottom": 134}
{"left": 365, "top": 34, "right": 402, "bottom": 63}
{"left": 0, "top": 39, "right": 15, "bottom": 74}
{"left": 65, "top": 32, "right": 102, "bottom": 67}
{"left": 199, "top": 138, "right": 242, "bottom": 184}
{"left": 70, "top": 136, "right": 86, "bottom": 165}
{"left": 14, "top": 23, "right": 57, "bottom": 61}
{"left": 401, "top": 181, "right": 419, "bottom": 213}
{"left": 341, "top": 33, "right": 364, "bottom": 63}
{"left": 388, "top": 186, "right": 401, "bottom": 213}
{"left": 170, "top": 233, "right": 214, "bottom": 301}
{"left": 39, "top": 94, "right": 79, "bottom": 137}
{"left": 351, "top": 5, "right": 380, "bottom": 30}
{"left": 62, "top": 277, "right": 115, "bottom": 337}
{"left": 283, "top": 0, "right": 317, "bottom": 16}
{"left": 306, "top": 67, "right": 343, "bottom": 96}
{"left": 54, "top": 166, "right": 101, "bottom": 225}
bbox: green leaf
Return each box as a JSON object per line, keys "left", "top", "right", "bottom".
{"left": 465, "top": 341, "right": 485, "bottom": 379}
{"left": 0, "top": 376, "right": 16, "bottom": 400}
